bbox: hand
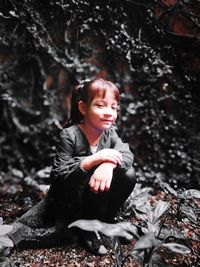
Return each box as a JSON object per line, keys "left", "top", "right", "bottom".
{"left": 95, "top": 149, "right": 123, "bottom": 165}
{"left": 89, "top": 162, "right": 116, "bottom": 193}
{"left": 81, "top": 149, "right": 123, "bottom": 171}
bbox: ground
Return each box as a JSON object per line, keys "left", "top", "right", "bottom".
{"left": 0, "top": 179, "right": 200, "bottom": 267}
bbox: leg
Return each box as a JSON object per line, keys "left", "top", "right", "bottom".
{"left": 104, "top": 167, "right": 136, "bottom": 222}
{"left": 65, "top": 168, "right": 135, "bottom": 254}
{"left": 6, "top": 199, "right": 68, "bottom": 252}
{"left": 76, "top": 168, "right": 135, "bottom": 254}
{"left": 47, "top": 171, "right": 110, "bottom": 255}
{"left": 47, "top": 170, "right": 95, "bottom": 224}
{"left": 80, "top": 167, "right": 135, "bottom": 222}
{"left": 17, "top": 199, "right": 51, "bottom": 228}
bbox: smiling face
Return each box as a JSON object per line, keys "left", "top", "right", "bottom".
{"left": 79, "top": 89, "right": 118, "bottom": 133}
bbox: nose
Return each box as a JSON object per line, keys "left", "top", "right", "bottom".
{"left": 103, "top": 107, "right": 114, "bottom": 116}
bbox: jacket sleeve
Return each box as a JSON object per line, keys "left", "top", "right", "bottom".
{"left": 50, "top": 128, "right": 86, "bottom": 182}
{"left": 110, "top": 128, "right": 134, "bottom": 171}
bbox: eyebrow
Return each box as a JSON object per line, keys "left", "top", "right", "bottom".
{"left": 94, "top": 99, "right": 118, "bottom": 104}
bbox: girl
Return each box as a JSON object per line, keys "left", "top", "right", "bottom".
{"left": 47, "top": 78, "right": 135, "bottom": 254}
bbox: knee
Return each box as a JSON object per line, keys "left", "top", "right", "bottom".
{"left": 124, "top": 167, "right": 135, "bottom": 178}
{"left": 115, "top": 166, "right": 136, "bottom": 186}
{"left": 123, "top": 167, "right": 136, "bottom": 185}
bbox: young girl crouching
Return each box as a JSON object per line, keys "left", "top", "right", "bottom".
{"left": 47, "top": 78, "right": 135, "bottom": 255}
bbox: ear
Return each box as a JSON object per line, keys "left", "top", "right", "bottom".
{"left": 78, "top": 101, "right": 87, "bottom": 115}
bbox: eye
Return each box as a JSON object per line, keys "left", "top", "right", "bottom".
{"left": 112, "top": 106, "right": 117, "bottom": 111}
{"left": 96, "top": 103, "right": 104, "bottom": 108}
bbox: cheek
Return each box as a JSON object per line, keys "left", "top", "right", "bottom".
{"left": 90, "top": 109, "right": 102, "bottom": 118}
{"left": 113, "top": 112, "right": 117, "bottom": 120}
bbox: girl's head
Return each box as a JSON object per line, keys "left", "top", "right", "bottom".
{"left": 70, "top": 78, "right": 120, "bottom": 125}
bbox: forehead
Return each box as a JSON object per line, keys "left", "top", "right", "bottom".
{"left": 93, "top": 90, "right": 118, "bottom": 102}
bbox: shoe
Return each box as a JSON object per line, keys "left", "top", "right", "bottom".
{"left": 80, "top": 230, "right": 108, "bottom": 255}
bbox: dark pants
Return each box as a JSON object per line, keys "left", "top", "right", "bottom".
{"left": 47, "top": 167, "right": 135, "bottom": 225}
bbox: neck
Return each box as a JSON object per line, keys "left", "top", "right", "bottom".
{"left": 78, "top": 123, "right": 103, "bottom": 146}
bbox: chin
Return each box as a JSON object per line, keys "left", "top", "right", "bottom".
{"left": 103, "top": 124, "right": 113, "bottom": 129}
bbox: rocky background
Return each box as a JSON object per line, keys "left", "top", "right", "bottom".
{"left": 1, "top": 0, "right": 200, "bottom": 193}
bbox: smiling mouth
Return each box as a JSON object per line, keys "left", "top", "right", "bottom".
{"left": 102, "top": 120, "right": 113, "bottom": 123}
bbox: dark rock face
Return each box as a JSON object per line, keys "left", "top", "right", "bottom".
{"left": 0, "top": 0, "right": 200, "bottom": 188}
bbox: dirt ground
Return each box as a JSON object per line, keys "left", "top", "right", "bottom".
{"left": 0, "top": 181, "right": 200, "bottom": 267}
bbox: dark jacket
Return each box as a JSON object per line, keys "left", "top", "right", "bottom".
{"left": 50, "top": 124, "right": 134, "bottom": 183}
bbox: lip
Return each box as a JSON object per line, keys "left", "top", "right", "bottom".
{"left": 102, "top": 120, "right": 113, "bottom": 123}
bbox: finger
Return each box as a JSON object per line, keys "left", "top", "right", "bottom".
{"left": 89, "top": 177, "right": 95, "bottom": 188}
{"left": 89, "top": 182, "right": 97, "bottom": 193}
{"left": 101, "top": 149, "right": 122, "bottom": 158}
{"left": 105, "top": 154, "right": 122, "bottom": 163}
{"left": 105, "top": 179, "right": 112, "bottom": 191}
{"left": 93, "top": 180, "right": 101, "bottom": 193}
{"left": 114, "top": 155, "right": 123, "bottom": 164}
{"left": 103, "top": 157, "right": 118, "bottom": 164}
{"left": 99, "top": 180, "right": 106, "bottom": 192}
{"left": 115, "top": 152, "right": 123, "bottom": 162}
{"left": 110, "top": 150, "right": 123, "bottom": 158}
{"left": 108, "top": 155, "right": 123, "bottom": 164}
{"left": 108, "top": 151, "right": 123, "bottom": 161}
{"left": 99, "top": 149, "right": 123, "bottom": 161}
